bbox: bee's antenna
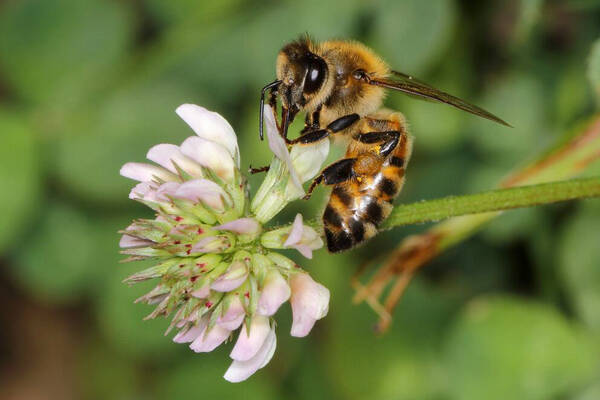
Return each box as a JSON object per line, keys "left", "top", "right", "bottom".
{"left": 259, "top": 80, "right": 281, "bottom": 141}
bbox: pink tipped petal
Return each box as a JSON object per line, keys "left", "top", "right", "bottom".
{"left": 294, "top": 244, "right": 314, "bottom": 259}
{"left": 215, "top": 218, "right": 260, "bottom": 235}
{"left": 263, "top": 105, "right": 304, "bottom": 194}
{"left": 257, "top": 270, "right": 291, "bottom": 316}
{"left": 289, "top": 273, "right": 330, "bottom": 337}
{"left": 180, "top": 136, "right": 235, "bottom": 182}
{"left": 129, "top": 182, "right": 153, "bottom": 200}
{"left": 191, "top": 236, "right": 219, "bottom": 253}
{"left": 283, "top": 214, "right": 304, "bottom": 247}
{"left": 218, "top": 296, "right": 245, "bottom": 323}
{"left": 155, "top": 181, "right": 180, "bottom": 201}
{"left": 230, "top": 316, "right": 271, "bottom": 362}
{"left": 173, "top": 320, "right": 207, "bottom": 343}
{"left": 290, "top": 316, "right": 317, "bottom": 338}
{"left": 224, "top": 326, "right": 276, "bottom": 383}
{"left": 191, "top": 285, "right": 210, "bottom": 299}
{"left": 189, "top": 325, "right": 231, "bottom": 352}
{"left": 210, "top": 261, "right": 248, "bottom": 292}
{"left": 218, "top": 313, "right": 245, "bottom": 331}
{"left": 176, "top": 104, "right": 239, "bottom": 164}
{"left": 120, "top": 162, "right": 176, "bottom": 183}
{"left": 174, "top": 179, "right": 226, "bottom": 210}
{"left": 147, "top": 143, "right": 204, "bottom": 178}
{"left": 210, "top": 275, "right": 247, "bottom": 292}
{"left": 119, "top": 234, "right": 153, "bottom": 248}
{"left": 283, "top": 214, "right": 323, "bottom": 259}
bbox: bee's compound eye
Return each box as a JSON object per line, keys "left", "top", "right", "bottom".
{"left": 304, "top": 56, "right": 327, "bottom": 94}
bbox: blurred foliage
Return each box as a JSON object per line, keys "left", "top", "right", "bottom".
{"left": 0, "top": 0, "right": 599, "bottom": 399}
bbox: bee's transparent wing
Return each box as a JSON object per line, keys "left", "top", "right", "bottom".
{"left": 367, "top": 70, "right": 511, "bottom": 127}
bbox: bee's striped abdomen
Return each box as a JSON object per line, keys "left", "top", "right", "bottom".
{"left": 323, "top": 115, "right": 412, "bottom": 253}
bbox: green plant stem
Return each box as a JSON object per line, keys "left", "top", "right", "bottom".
{"left": 383, "top": 176, "right": 600, "bottom": 229}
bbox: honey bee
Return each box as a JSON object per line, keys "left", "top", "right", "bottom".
{"left": 258, "top": 36, "right": 509, "bottom": 252}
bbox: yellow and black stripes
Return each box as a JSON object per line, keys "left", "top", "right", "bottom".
{"left": 322, "top": 112, "right": 412, "bottom": 253}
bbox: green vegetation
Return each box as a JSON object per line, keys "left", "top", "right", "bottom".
{"left": 0, "top": 0, "right": 599, "bottom": 398}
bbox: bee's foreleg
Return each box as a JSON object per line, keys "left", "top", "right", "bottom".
{"left": 289, "top": 128, "right": 329, "bottom": 145}
{"left": 288, "top": 112, "right": 360, "bottom": 144}
{"left": 302, "top": 158, "right": 356, "bottom": 200}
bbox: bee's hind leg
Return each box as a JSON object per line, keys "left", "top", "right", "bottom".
{"left": 354, "top": 130, "right": 401, "bottom": 157}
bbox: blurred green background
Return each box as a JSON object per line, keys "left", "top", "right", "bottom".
{"left": 1, "top": 0, "right": 600, "bottom": 399}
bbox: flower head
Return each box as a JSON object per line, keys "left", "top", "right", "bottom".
{"left": 120, "top": 104, "right": 329, "bottom": 382}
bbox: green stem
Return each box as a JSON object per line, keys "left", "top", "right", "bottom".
{"left": 383, "top": 176, "right": 600, "bottom": 229}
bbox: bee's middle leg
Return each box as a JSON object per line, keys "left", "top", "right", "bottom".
{"left": 303, "top": 158, "right": 357, "bottom": 200}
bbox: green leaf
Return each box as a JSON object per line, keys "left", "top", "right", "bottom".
{"left": 512, "top": 0, "right": 544, "bottom": 46}
{"left": 11, "top": 203, "right": 100, "bottom": 304}
{"left": 559, "top": 202, "right": 600, "bottom": 334}
{"left": 589, "top": 38, "right": 600, "bottom": 105}
{"left": 370, "top": 0, "right": 456, "bottom": 72}
{"left": 77, "top": 340, "right": 138, "bottom": 400}
{"left": 0, "top": 110, "right": 40, "bottom": 253}
{"left": 155, "top": 358, "right": 280, "bottom": 399}
{"left": 443, "top": 296, "right": 597, "bottom": 400}
{"left": 325, "top": 275, "right": 449, "bottom": 400}
{"left": 468, "top": 73, "right": 548, "bottom": 165}
{"left": 143, "top": 0, "right": 244, "bottom": 27}
{"left": 573, "top": 380, "right": 600, "bottom": 400}
{"left": 150, "top": 0, "right": 363, "bottom": 104}
{"left": 10, "top": 206, "right": 138, "bottom": 305}
{"left": 55, "top": 81, "right": 200, "bottom": 203}
{"left": 0, "top": 0, "right": 133, "bottom": 105}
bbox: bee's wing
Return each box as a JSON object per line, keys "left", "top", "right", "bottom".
{"left": 367, "top": 70, "right": 511, "bottom": 127}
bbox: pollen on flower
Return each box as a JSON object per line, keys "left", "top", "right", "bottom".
{"left": 119, "top": 103, "right": 328, "bottom": 383}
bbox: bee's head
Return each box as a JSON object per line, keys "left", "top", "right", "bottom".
{"left": 276, "top": 37, "right": 329, "bottom": 113}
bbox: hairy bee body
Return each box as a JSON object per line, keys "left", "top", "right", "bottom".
{"left": 276, "top": 38, "right": 389, "bottom": 127}
{"left": 323, "top": 112, "right": 412, "bottom": 252}
{"left": 261, "top": 36, "right": 508, "bottom": 252}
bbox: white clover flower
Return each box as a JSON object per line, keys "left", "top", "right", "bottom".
{"left": 251, "top": 105, "right": 329, "bottom": 222}
{"left": 119, "top": 104, "right": 329, "bottom": 382}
